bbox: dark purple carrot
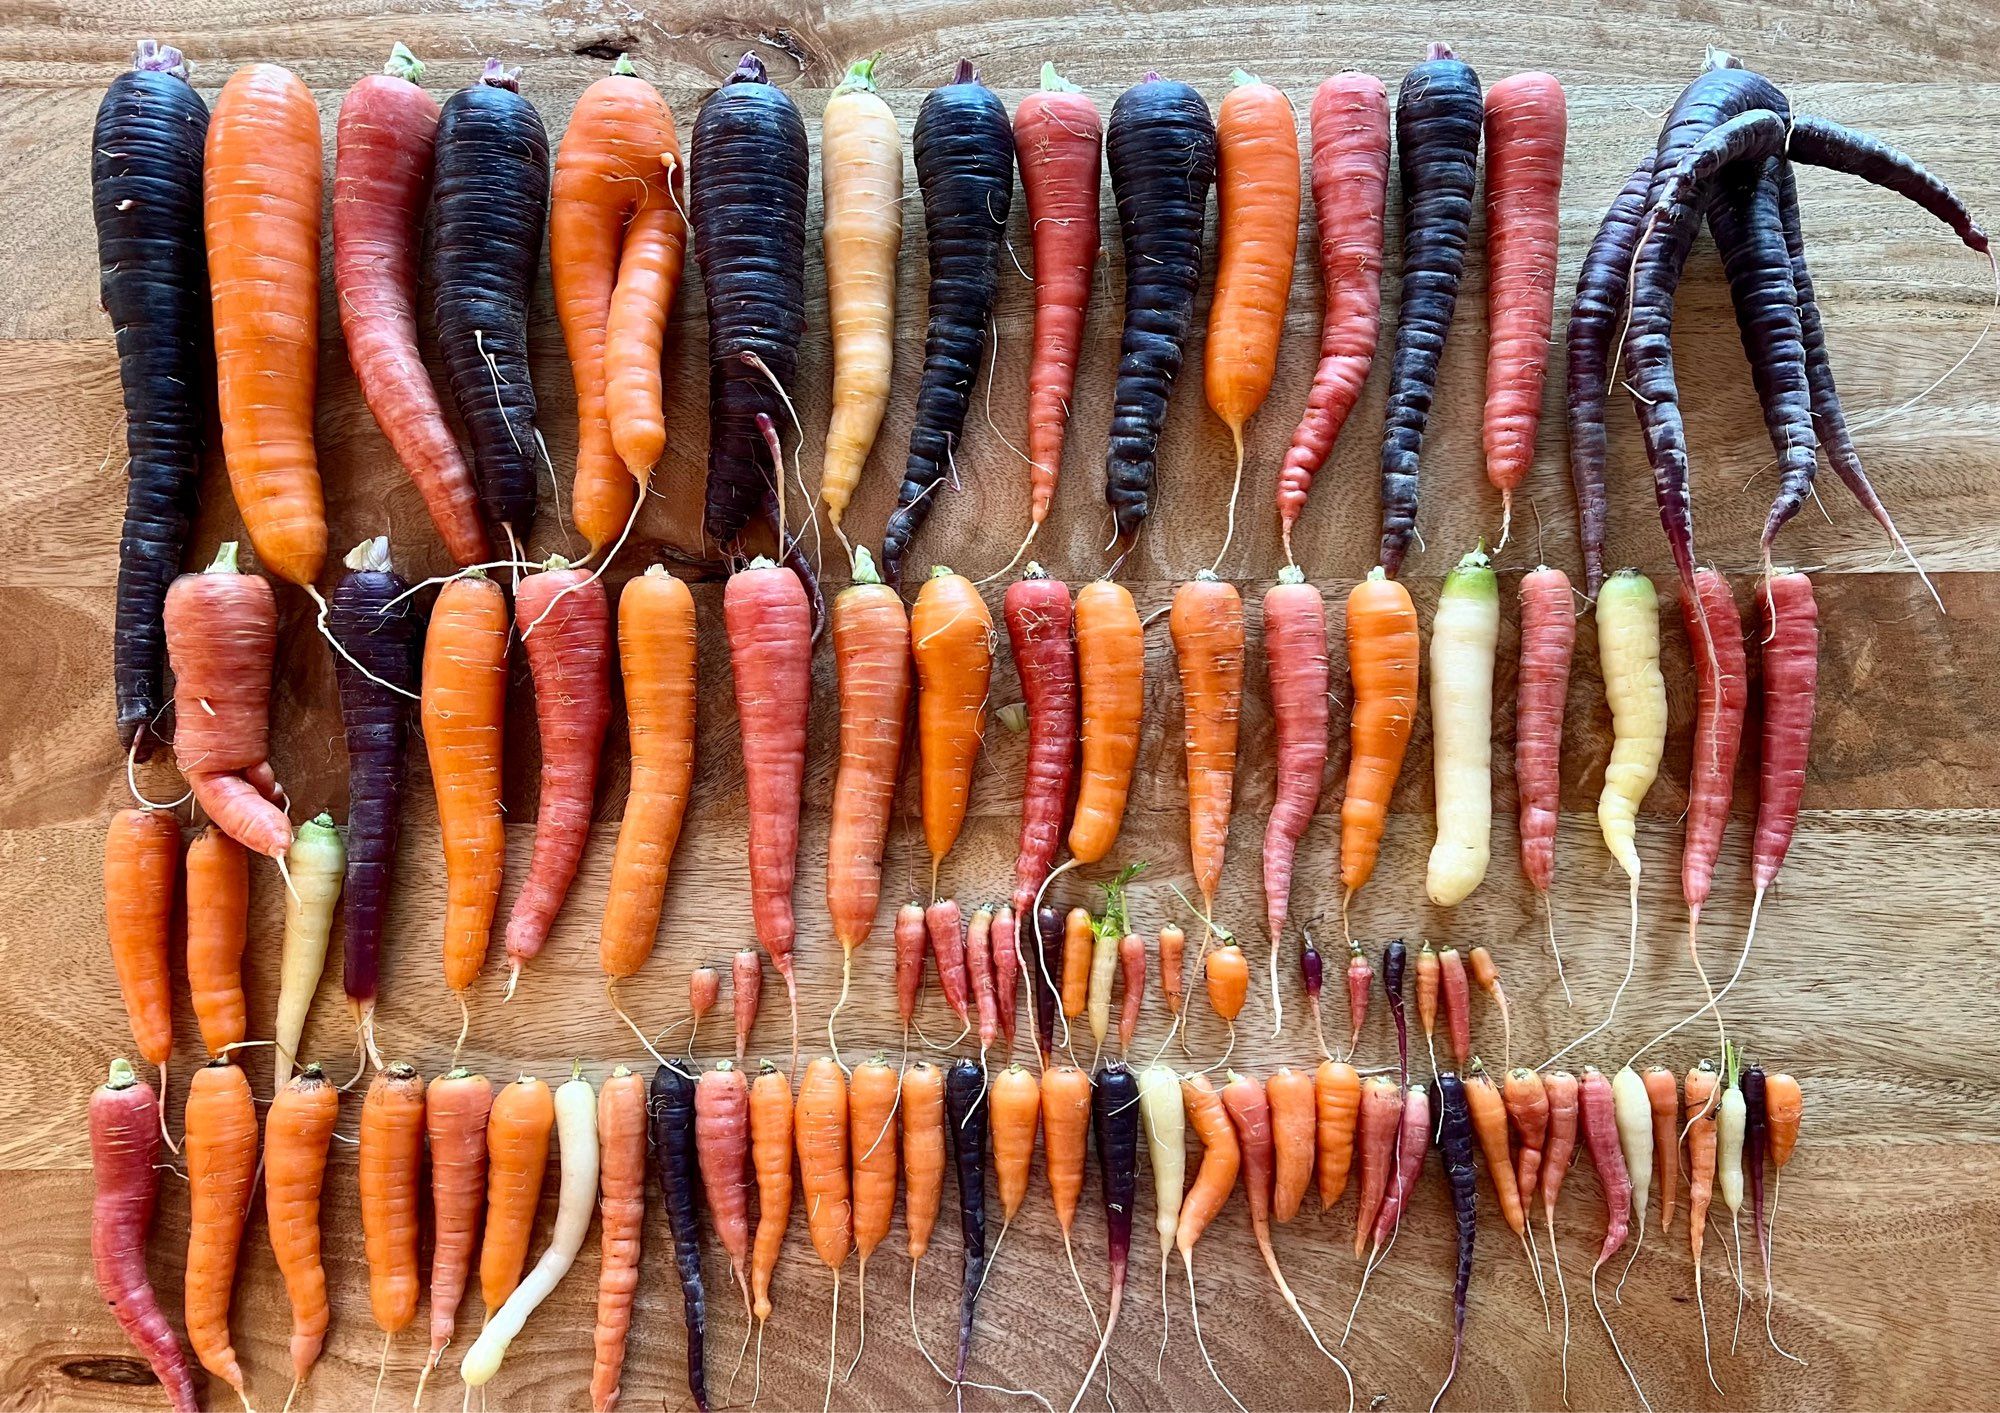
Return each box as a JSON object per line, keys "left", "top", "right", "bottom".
{"left": 92, "top": 1058, "right": 199, "bottom": 1412}
{"left": 327, "top": 537, "right": 419, "bottom": 1065}
{"left": 1377, "top": 43, "right": 1482, "bottom": 578}
{"left": 428, "top": 60, "right": 548, "bottom": 545}
{"left": 1743, "top": 1064, "right": 1770, "bottom": 1273}
{"left": 1071, "top": 1062, "right": 1138, "bottom": 1404}
{"left": 944, "top": 1058, "right": 989, "bottom": 1387}
{"left": 1299, "top": 931, "right": 1326, "bottom": 1056}
{"left": 1033, "top": 905, "right": 1062, "bottom": 1064}
{"left": 94, "top": 41, "right": 209, "bottom": 761}
{"left": 649, "top": 1061, "right": 707, "bottom": 1413}
{"left": 1565, "top": 152, "right": 1653, "bottom": 600}
{"left": 1383, "top": 939, "right": 1409, "bottom": 1086}
{"left": 881, "top": 60, "right": 1015, "bottom": 586}
{"left": 1430, "top": 1072, "right": 1478, "bottom": 1412}
{"left": 1788, "top": 116, "right": 1990, "bottom": 252}
{"left": 693, "top": 55, "right": 809, "bottom": 553}
{"left": 1103, "top": 73, "right": 1217, "bottom": 554}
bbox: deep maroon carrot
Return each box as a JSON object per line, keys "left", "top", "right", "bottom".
{"left": 1383, "top": 940, "right": 1409, "bottom": 1085}
{"left": 927, "top": 899, "right": 972, "bottom": 1030}
{"left": 1033, "top": 905, "right": 1062, "bottom": 1062}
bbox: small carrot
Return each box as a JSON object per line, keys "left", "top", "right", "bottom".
{"left": 1071, "top": 1062, "right": 1139, "bottom": 1405}
{"left": 424, "top": 571, "right": 509, "bottom": 996}
{"left": 185, "top": 827, "right": 248, "bottom": 1057}
{"left": 697, "top": 1062, "right": 756, "bottom": 1334}
{"left": 1314, "top": 1059, "right": 1362, "bottom": 1213}
{"left": 895, "top": 902, "right": 929, "bottom": 1048}
{"left": 926, "top": 899, "right": 973, "bottom": 1033}
{"left": 650, "top": 1062, "right": 709, "bottom": 1413}
{"left": 1136, "top": 1062, "right": 1185, "bottom": 1361}
{"left": 733, "top": 949, "right": 762, "bottom": 1064}
{"left": 591, "top": 1066, "right": 647, "bottom": 1413}
{"left": 912, "top": 566, "right": 993, "bottom": 895}
{"left": 689, "top": 965, "right": 720, "bottom": 1053}
{"left": 1344, "top": 942, "right": 1372, "bottom": 1060}
{"left": 1117, "top": 932, "right": 1146, "bottom": 1057}
{"left": 988, "top": 1062, "right": 1040, "bottom": 1270}
{"left": 1177, "top": 1072, "right": 1247, "bottom": 1410}
{"left": 1382, "top": 940, "right": 1409, "bottom": 1085}
{"left": 1268, "top": 1066, "right": 1319, "bottom": 1227}
{"left": 966, "top": 905, "right": 1001, "bottom": 1056}
{"left": 273, "top": 814, "right": 344, "bottom": 1090}
{"left": 183, "top": 1059, "right": 256, "bottom": 1403}
{"left": 481, "top": 1076, "right": 556, "bottom": 1314}
{"left": 1685, "top": 1060, "right": 1723, "bottom": 1388}
{"left": 1426, "top": 547, "right": 1499, "bottom": 908}
{"left": 1172, "top": 573, "right": 1245, "bottom": 922}
{"left": 1504, "top": 1066, "right": 1550, "bottom": 1216}
{"left": 1005, "top": 565, "right": 1078, "bottom": 921}
{"left": 1542, "top": 1069, "right": 1581, "bottom": 1396}
{"left": 1066, "top": 580, "right": 1146, "bottom": 868}
{"left": 1415, "top": 940, "right": 1441, "bottom": 1066}
{"left": 1261, "top": 566, "right": 1329, "bottom": 1031}
{"left": 103, "top": 808, "right": 177, "bottom": 1079}
{"left": 1644, "top": 1065, "right": 1680, "bottom": 1235}
{"left": 359, "top": 1062, "right": 425, "bottom": 1370}
{"left": 749, "top": 1061, "right": 795, "bottom": 1331}
{"left": 1467, "top": 944, "right": 1512, "bottom": 1068}
{"left": 992, "top": 905, "right": 1022, "bottom": 1054}
{"left": 1439, "top": 946, "right": 1472, "bottom": 1069}
{"left": 1061, "top": 905, "right": 1093, "bottom": 1027}
{"left": 421, "top": 1068, "right": 491, "bottom": 1388}
{"left": 1040, "top": 1063, "right": 1097, "bottom": 1330}
{"left": 1761, "top": 1071, "right": 1805, "bottom": 1362}
{"left": 1203, "top": 933, "right": 1249, "bottom": 1063}
{"left": 1299, "top": 931, "right": 1326, "bottom": 1055}
{"left": 1580, "top": 1065, "right": 1646, "bottom": 1405}
{"left": 266, "top": 1064, "right": 339, "bottom": 1396}
{"left": 848, "top": 1056, "right": 900, "bottom": 1369}
{"left": 796, "top": 1057, "right": 853, "bottom": 1408}
{"left": 1350, "top": 1075, "right": 1401, "bottom": 1256}
{"left": 1466, "top": 1060, "right": 1541, "bottom": 1314}
{"left": 943, "top": 1059, "right": 992, "bottom": 1389}
{"left": 1159, "top": 923, "right": 1186, "bottom": 1018}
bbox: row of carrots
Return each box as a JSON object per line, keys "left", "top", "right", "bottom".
{"left": 88, "top": 922, "right": 1807, "bottom": 1413}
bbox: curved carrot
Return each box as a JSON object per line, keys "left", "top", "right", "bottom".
{"left": 1069, "top": 580, "right": 1145, "bottom": 865}
{"left": 1171, "top": 572, "right": 1245, "bottom": 916}
{"left": 183, "top": 1059, "right": 256, "bottom": 1401}
{"left": 266, "top": 1065, "right": 339, "bottom": 1389}
{"left": 185, "top": 826, "right": 248, "bottom": 1057}
{"left": 104, "top": 807, "right": 177, "bottom": 1068}
{"left": 1339, "top": 568, "right": 1419, "bottom": 909}
{"left": 696, "top": 1061, "right": 755, "bottom": 1327}
{"left": 1267, "top": 1065, "right": 1316, "bottom": 1224}
{"left": 1261, "top": 567, "right": 1329, "bottom": 1014}
{"left": 422, "top": 1068, "right": 492, "bottom": 1379}
{"left": 481, "top": 1076, "right": 556, "bottom": 1312}
{"left": 749, "top": 1061, "right": 795, "bottom": 1325}
{"left": 423, "top": 572, "right": 509, "bottom": 993}
{"left": 912, "top": 566, "right": 992, "bottom": 894}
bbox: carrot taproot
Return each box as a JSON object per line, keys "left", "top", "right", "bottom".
{"left": 1430, "top": 1072, "right": 1480, "bottom": 1409}
{"left": 1159, "top": 923, "right": 1186, "bottom": 1020}
{"left": 1040, "top": 1062, "right": 1096, "bottom": 1330}
{"left": 1005, "top": 565, "right": 1078, "bottom": 920}
{"left": 1086, "top": 875, "right": 1135, "bottom": 1062}
{"left": 1580, "top": 1065, "right": 1646, "bottom": 1405}
{"left": 1277, "top": 73, "right": 1389, "bottom": 562}
{"left": 849, "top": 1057, "right": 902, "bottom": 1355}
{"left": 481, "top": 1076, "right": 556, "bottom": 1314}
{"left": 273, "top": 814, "right": 343, "bottom": 1090}
{"left": 1427, "top": 547, "right": 1499, "bottom": 908}
{"left": 750, "top": 1061, "right": 795, "bottom": 1328}
{"left": 1504, "top": 1065, "right": 1549, "bottom": 1216}
{"left": 993, "top": 905, "right": 1023, "bottom": 1054}
{"left": 733, "top": 950, "right": 762, "bottom": 1064}
{"left": 1467, "top": 944, "right": 1511, "bottom": 1068}
{"left": 1177, "top": 1071, "right": 1247, "bottom": 1411}
{"left": 927, "top": 899, "right": 973, "bottom": 1033}
{"left": 104, "top": 807, "right": 177, "bottom": 1072}
{"left": 1172, "top": 572, "right": 1245, "bottom": 921}
{"left": 205, "top": 63, "right": 325, "bottom": 586}
{"left": 1136, "top": 1062, "right": 1184, "bottom": 1366}
{"left": 422, "top": 1068, "right": 492, "bottom": 1385}
{"left": 1684, "top": 1059, "right": 1724, "bottom": 1390}
{"left": 1068, "top": 1062, "right": 1139, "bottom": 1409}
{"left": 689, "top": 965, "right": 720, "bottom": 1053}
{"left": 819, "top": 57, "right": 902, "bottom": 527}
{"left": 1760, "top": 1070, "right": 1804, "bottom": 1361}
{"left": 1300, "top": 932, "right": 1327, "bottom": 1055}
{"left": 359, "top": 1063, "right": 424, "bottom": 1341}
{"left": 1678, "top": 567, "right": 1748, "bottom": 961}
{"left": 423, "top": 571, "right": 509, "bottom": 995}
{"left": 186, "top": 828, "right": 246, "bottom": 1061}
{"left": 1266, "top": 1065, "right": 1317, "bottom": 1226}
{"left": 1611, "top": 1065, "right": 1656, "bottom": 1296}
{"left": 266, "top": 1064, "right": 339, "bottom": 1393}
{"left": 1206, "top": 71, "right": 1299, "bottom": 565}
{"left": 1339, "top": 569, "right": 1419, "bottom": 914}
{"left": 1116, "top": 932, "right": 1146, "bottom": 1058}
{"left": 697, "top": 1062, "right": 756, "bottom": 1332}
{"left": 827, "top": 545, "right": 911, "bottom": 1048}
{"left": 1382, "top": 940, "right": 1410, "bottom": 1084}
{"left": 1464, "top": 1063, "right": 1528, "bottom": 1249}
{"left": 182, "top": 1058, "right": 256, "bottom": 1403}
{"left": 1314, "top": 1059, "right": 1361, "bottom": 1213}
{"left": 591, "top": 1066, "right": 647, "bottom": 1412}
{"left": 1364, "top": 1083, "right": 1431, "bottom": 1259}
{"left": 91, "top": 1059, "right": 198, "bottom": 1413}
{"left": 1061, "top": 905, "right": 1093, "bottom": 1026}
{"left": 895, "top": 902, "right": 929, "bottom": 1047}
{"left": 904, "top": 1060, "right": 947, "bottom": 1265}
{"left": 727, "top": 559, "right": 812, "bottom": 1057}
{"left": 1515, "top": 564, "right": 1577, "bottom": 997}
{"left": 1350, "top": 1075, "right": 1401, "bottom": 1255}
{"left": 1438, "top": 946, "right": 1472, "bottom": 1069}
{"left": 1261, "top": 566, "right": 1329, "bottom": 1028}
{"left": 990, "top": 1063, "right": 1038, "bottom": 1235}
{"left": 1644, "top": 1065, "right": 1679, "bottom": 1235}
{"left": 1067, "top": 580, "right": 1145, "bottom": 867}
{"left": 650, "top": 1062, "right": 709, "bottom": 1412}
{"left": 601, "top": 566, "right": 697, "bottom": 982}
{"left": 1480, "top": 72, "right": 1566, "bottom": 546}
{"left": 1542, "top": 1068, "right": 1581, "bottom": 1396}
{"left": 912, "top": 566, "right": 992, "bottom": 894}
{"left": 1013, "top": 65, "right": 1101, "bottom": 540}
{"left": 164, "top": 543, "right": 290, "bottom": 857}
{"left": 1416, "top": 939, "right": 1441, "bottom": 1066}
{"left": 798, "top": 1056, "right": 853, "bottom": 1408}
{"left": 967, "top": 905, "right": 1001, "bottom": 1056}
{"left": 1204, "top": 936, "right": 1249, "bottom": 1063}
{"left": 551, "top": 57, "right": 685, "bottom": 551}
{"left": 1343, "top": 941, "right": 1372, "bottom": 1060}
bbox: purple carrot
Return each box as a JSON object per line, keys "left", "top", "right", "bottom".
{"left": 1382, "top": 939, "right": 1409, "bottom": 1085}
{"left": 1430, "top": 1072, "right": 1478, "bottom": 1410}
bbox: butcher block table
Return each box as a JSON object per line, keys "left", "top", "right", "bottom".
{"left": 4, "top": 0, "right": 1999, "bottom": 1408}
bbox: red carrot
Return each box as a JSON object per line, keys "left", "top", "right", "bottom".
{"left": 925, "top": 899, "right": 971, "bottom": 1032}
{"left": 1004, "top": 566, "right": 1077, "bottom": 920}
{"left": 1260, "top": 565, "right": 1328, "bottom": 1032}
{"left": 1579, "top": 1065, "right": 1645, "bottom": 1405}
{"left": 1680, "top": 568, "right": 1748, "bottom": 923}
{"left": 1515, "top": 565, "right": 1577, "bottom": 999}
{"left": 894, "top": 901, "right": 928, "bottom": 1046}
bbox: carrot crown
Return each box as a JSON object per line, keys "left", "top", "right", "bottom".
{"left": 729, "top": 52, "right": 769, "bottom": 86}
{"left": 383, "top": 42, "right": 424, "bottom": 84}
{"left": 611, "top": 53, "right": 637, "bottom": 77}
{"left": 106, "top": 1056, "right": 137, "bottom": 1089}
{"left": 951, "top": 57, "right": 979, "bottom": 86}
{"left": 206, "top": 541, "right": 241, "bottom": 574}
{"left": 1021, "top": 560, "right": 1048, "bottom": 580}
{"left": 849, "top": 544, "right": 883, "bottom": 585}
{"left": 835, "top": 55, "right": 880, "bottom": 95}
{"left": 132, "top": 39, "right": 189, "bottom": 79}
{"left": 479, "top": 58, "right": 521, "bottom": 92}
{"left": 1230, "top": 68, "right": 1261, "bottom": 87}
{"left": 1040, "top": 62, "right": 1079, "bottom": 93}
{"left": 345, "top": 535, "right": 392, "bottom": 574}
{"left": 1277, "top": 563, "right": 1306, "bottom": 586}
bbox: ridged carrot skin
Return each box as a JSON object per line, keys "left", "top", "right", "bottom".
{"left": 358, "top": 1063, "right": 425, "bottom": 1334}
{"left": 1004, "top": 566, "right": 1078, "bottom": 918}
{"left": 182, "top": 1059, "right": 256, "bottom": 1400}
{"left": 1206, "top": 71, "right": 1300, "bottom": 462}
{"left": 827, "top": 547, "right": 910, "bottom": 950}
{"left": 1340, "top": 568, "right": 1420, "bottom": 898}
{"left": 1752, "top": 571, "right": 1820, "bottom": 893}
{"left": 912, "top": 566, "right": 993, "bottom": 881}
{"left": 1069, "top": 579, "right": 1145, "bottom": 864}
{"left": 424, "top": 1068, "right": 493, "bottom": 1370}
{"left": 1171, "top": 573, "right": 1245, "bottom": 909}
{"left": 104, "top": 807, "right": 178, "bottom": 1066}
{"left": 266, "top": 1065, "right": 340, "bottom": 1383}
{"left": 591, "top": 1067, "right": 647, "bottom": 1412}
{"left": 1262, "top": 566, "right": 1328, "bottom": 953}
{"left": 1515, "top": 566, "right": 1575, "bottom": 893}
{"left": 1681, "top": 568, "right": 1748, "bottom": 915}
{"left": 204, "top": 64, "right": 325, "bottom": 585}
{"left": 423, "top": 573, "right": 509, "bottom": 991}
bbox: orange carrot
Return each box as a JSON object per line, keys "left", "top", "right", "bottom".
{"left": 103, "top": 808, "right": 176, "bottom": 1070}
{"left": 1464, "top": 1062, "right": 1527, "bottom": 1236}
{"left": 552, "top": 59, "right": 686, "bottom": 550}
{"left": 1339, "top": 568, "right": 1419, "bottom": 913}
{"left": 266, "top": 1064, "right": 339, "bottom": 1391}
{"left": 1314, "top": 1059, "right": 1361, "bottom": 1212}
{"left": 911, "top": 566, "right": 992, "bottom": 895}
{"left": 206, "top": 64, "right": 325, "bottom": 585}
{"left": 1040, "top": 1063, "right": 1095, "bottom": 1314}
{"left": 1171, "top": 573, "right": 1245, "bottom": 919}
{"left": 903, "top": 1062, "right": 948, "bottom": 1264}
{"left": 422, "top": 1067, "right": 492, "bottom": 1382}
{"left": 1061, "top": 906, "right": 1092, "bottom": 1023}
{"left": 1177, "top": 1072, "right": 1246, "bottom": 1405}
{"left": 990, "top": 1064, "right": 1039, "bottom": 1231}
{"left": 591, "top": 1066, "right": 647, "bottom": 1412}
{"left": 1205, "top": 71, "right": 1300, "bottom": 563}
{"left": 601, "top": 567, "right": 697, "bottom": 981}
{"left": 1766, "top": 1072, "right": 1802, "bottom": 1170}
{"left": 733, "top": 949, "right": 762, "bottom": 1063}
{"left": 359, "top": 1063, "right": 425, "bottom": 1336}
{"left": 184, "top": 826, "right": 248, "bottom": 1058}
{"left": 183, "top": 1059, "right": 257, "bottom": 1402}
{"left": 1068, "top": 580, "right": 1145, "bottom": 865}
{"left": 797, "top": 1056, "right": 853, "bottom": 1400}
{"left": 423, "top": 571, "right": 509, "bottom": 994}
{"left": 1643, "top": 1064, "right": 1680, "bottom": 1234}
{"left": 849, "top": 1055, "right": 900, "bottom": 1365}
{"left": 1268, "top": 1065, "right": 1315, "bottom": 1223}
{"left": 481, "top": 1076, "right": 556, "bottom": 1313}
{"left": 1159, "top": 923, "right": 1186, "bottom": 1016}
{"left": 749, "top": 1061, "right": 795, "bottom": 1326}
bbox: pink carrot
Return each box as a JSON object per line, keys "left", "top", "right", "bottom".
{"left": 1680, "top": 567, "right": 1747, "bottom": 920}
{"left": 991, "top": 904, "right": 1021, "bottom": 1052}
{"left": 733, "top": 948, "right": 761, "bottom": 1064}
{"left": 926, "top": 899, "right": 972, "bottom": 1029}
{"left": 894, "top": 902, "right": 928, "bottom": 1038}
{"left": 1261, "top": 565, "right": 1330, "bottom": 1026}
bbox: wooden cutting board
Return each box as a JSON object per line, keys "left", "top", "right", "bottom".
{"left": 3, "top": 5, "right": 1998, "bottom": 1410}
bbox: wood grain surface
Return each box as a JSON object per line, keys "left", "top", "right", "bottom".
{"left": 4, "top": 2, "right": 1999, "bottom": 1409}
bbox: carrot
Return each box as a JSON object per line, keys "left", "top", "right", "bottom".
{"left": 927, "top": 899, "right": 973, "bottom": 1033}
{"left": 1012, "top": 66, "right": 1101, "bottom": 540}
{"left": 1644, "top": 1065, "right": 1680, "bottom": 1235}
{"left": 91, "top": 1059, "right": 198, "bottom": 1413}
{"left": 1467, "top": 944, "right": 1512, "bottom": 1068}
{"left": 1541, "top": 1068, "right": 1581, "bottom": 1395}
{"left": 1503, "top": 1066, "right": 1549, "bottom": 1216}
{"left": 1464, "top": 1063, "right": 1527, "bottom": 1247}
{"left": 1300, "top": 933, "right": 1327, "bottom": 1055}
{"left": 1261, "top": 566, "right": 1329, "bottom": 1026}
{"left": 266, "top": 1064, "right": 339, "bottom": 1394}
{"left": 649, "top": 1062, "right": 709, "bottom": 1412}
{"left": 481, "top": 1076, "right": 556, "bottom": 1314}
{"left": 993, "top": 905, "right": 1023, "bottom": 1054}
{"left": 1480, "top": 72, "right": 1566, "bottom": 546}
{"left": 422, "top": 1068, "right": 492, "bottom": 1385}
{"left": 989, "top": 1063, "right": 1038, "bottom": 1236}
{"left": 103, "top": 808, "right": 177, "bottom": 1074}
{"left": 1580, "top": 1065, "right": 1646, "bottom": 1404}
{"left": 827, "top": 545, "right": 911, "bottom": 1049}
{"left": 1277, "top": 74, "right": 1389, "bottom": 561}
{"left": 1438, "top": 947, "right": 1472, "bottom": 1069}
{"left": 601, "top": 566, "right": 697, "bottom": 982}
{"left": 733, "top": 950, "right": 762, "bottom": 1064}
{"left": 1427, "top": 547, "right": 1499, "bottom": 907}
{"left": 359, "top": 1063, "right": 424, "bottom": 1351}
{"left": 1611, "top": 1065, "right": 1656, "bottom": 1294}
{"left": 689, "top": 965, "right": 720, "bottom": 1052}
{"left": 797, "top": 1056, "right": 853, "bottom": 1407}
{"left": 1678, "top": 568, "right": 1748, "bottom": 954}
{"left": 1314, "top": 1060, "right": 1361, "bottom": 1213}
{"left": 1365, "top": 1083, "right": 1431, "bottom": 1257}
{"left": 463, "top": 1068, "right": 600, "bottom": 1388}
{"left": 749, "top": 1061, "right": 795, "bottom": 1328}
{"left": 163, "top": 544, "right": 290, "bottom": 857}
{"left": 273, "top": 814, "right": 344, "bottom": 1090}
{"left": 1515, "top": 565, "right": 1577, "bottom": 998}
{"left": 182, "top": 1059, "right": 256, "bottom": 1404}
{"left": 726, "top": 559, "right": 812, "bottom": 1058}
{"left": 1717, "top": 1054, "right": 1750, "bottom": 1352}
{"left": 942, "top": 1059, "right": 992, "bottom": 1389}
{"left": 1233, "top": 1072, "right": 1332, "bottom": 1369}
{"left": 912, "top": 566, "right": 992, "bottom": 894}
{"left": 1176, "top": 1072, "right": 1247, "bottom": 1410}
{"left": 1737, "top": 574, "right": 1820, "bottom": 1005}
{"left": 1416, "top": 940, "right": 1441, "bottom": 1065}
{"left": 895, "top": 902, "right": 929, "bottom": 1047}
{"left": 1377, "top": 45, "right": 1483, "bottom": 577}
{"left": 1339, "top": 569, "right": 1419, "bottom": 916}
{"left": 1761, "top": 1071, "right": 1804, "bottom": 1361}
{"left": 1349, "top": 1075, "right": 1402, "bottom": 1256}
{"left": 1430, "top": 1071, "right": 1481, "bottom": 1409}
{"left": 848, "top": 1055, "right": 900, "bottom": 1370}
{"left": 1040, "top": 1062, "right": 1096, "bottom": 1330}
{"left": 1116, "top": 932, "right": 1146, "bottom": 1058}
{"left": 1136, "top": 1062, "right": 1184, "bottom": 1365}
{"left": 1382, "top": 940, "right": 1410, "bottom": 1084}
{"left": 1069, "top": 1062, "right": 1139, "bottom": 1407}
{"left": 967, "top": 905, "right": 1001, "bottom": 1056}
{"left": 423, "top": 571, "right": 509, "bottom": 996}
{"left": 1066, "top": 580, "right": 1145, "bottom": 867}
{"left": 334, "top": 46, "right": 488, "bottom": 566}
{"left": 1159, "top": 923, "right": 1186, "bottom": 1019}
{"left": 1087, "top": 876, "right": 1135, "bottom": 1062}
{"left": 819, "top": 57, "right": 902, "bottom": 527}
{"left": 185, "top": 831, "right": 247, "bottom": 1062}
{"left": 591, "top": 1066, "right": 647, "bottom": 1412}
{"left": 551, "top": 57, "right": 685, "bottom": 552}
{"left": 94, "top": 43, "right": 209, "bottom": 761}
{"left": 1343, "top": 941, "right": 1372, "bottom": 1060}
{"left": 1005, "top": 566, "right": 1079, "bottom": 919}
{"left": 1172, "top": 573, "right": 1245, "bottom": 920}
{"left": 1203, "top": 935, "right": 1249, "bottom": 1062}
{"left": 506, "top": 562, "right": 612, "bottom": 990}
{"left": 1205, "top": 71, "right": 1299, "bottom": 563}
{"left": 903, "top": 1060, "right": 947, "bottom": 1263}
{"left": 1684, "top": 1060, "right": 1723, "bottom": 1390}
{"left": 205, "top": 64, "right": 325, "bottom": 586}
{"left": 697, "top": 1062, "right": 756, "bottom": 1333}
{"left": 1061, "top": 906, "right": 1092, "bottom": 1027}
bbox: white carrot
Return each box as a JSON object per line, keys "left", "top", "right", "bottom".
{"left": 1425, "top": 549, "right": 1498, "bottom": 908}
{"left": 273, "top": 814, "right": 344, "bottom": 1089}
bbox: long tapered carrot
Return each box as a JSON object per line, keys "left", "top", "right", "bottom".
{"left": 1067, "top": 580, "right": 1145, "bottom": 869}
{"left": 183, "top": 1059, "right": 256, "bottom": 1403}
{"left": 185, "top": 826, "right": 248, "bottom": 1057}
{"left": 591, "top": 1066, "right": 647, "bottom": 1412}
{"left": 104, "top": 807, "right": 177, "bottom": 1072}
{"left": 1172, "top": 572, "right": 1245, "bottom": 927}
{"left": 359, "top": 1063, "right": 425, "bottom": 1337}
{"left": 266, "top": 1065, "right": 339, "bottom": 1393}
{"left": 912, "top": 565, "right": 993, "bottom": 897}
{"left": 424, "top": 571, "right": 509, "bottom": 996}
{"left": 205, "top": 64, "right": 325, "bottom": 586}
{"left": 1339, "top": 568, "right": 1420, "bottom": 917}
{"left": 481, "top": 1076, "right": 556, "bottom": 1313}
{"left": 750, "top": 1061, "right": 795, "bottom": 1330}
{"left": 421, "top": 1067, "right": 492, "bottom": 1387}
